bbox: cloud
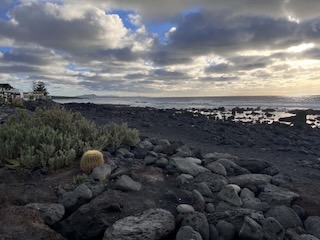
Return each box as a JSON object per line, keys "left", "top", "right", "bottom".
{"left": 0, "top": 2, "right": 129, "bottom": 54}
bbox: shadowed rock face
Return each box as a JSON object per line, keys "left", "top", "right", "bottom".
{"left": 0, "top": 206, "right": 64, "bottom": 240}
{"left": 104, "top": 208, "right": 175, "bottom": 240}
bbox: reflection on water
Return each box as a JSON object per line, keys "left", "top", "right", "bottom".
{"left": 188, "top": 109, "right": 320, "bottom": 129}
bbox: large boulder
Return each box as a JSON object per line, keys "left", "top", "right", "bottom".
{"left": 239, "top": 216, "right": 263, "bottom": 240}
{"left": 218, "top": 184, "right": 243, "bottom": 207}
{"left": 228, "top": 174, "right": 272, "bottom": 188}
{"left": 189, "top": 172, "right": 227, "bottom": 193}
{"left": 60, "top": 184, "right": 92, "bottom": 212}
{"left": 259, "top": 184, "right": 300, "bottom": 206}
{"left": 216, "top": 220, "right": 235, "bottom": 240}
{"left": 0, "top": 206, "right": 64, "bottom": 240}
{"left": 262, "top": 217, "right": 285, "bottom": 240}
{"left": 176, "top": 226, "right": 203, "bottom": 240}
{"left": 305, "top": 216, "right": 320, "bottom": 239}
{"left": 265, "top": 206, "right": 303, "bottom": 229}
{"left": 181, "top": 211, "right": 209, "bottom": 240}
{"left": 208, "top": 208, "right": 264, "bottom": 232}
{"left": 236, "top": 158, "right": 271, "bottom": 173}
{"left": 115, "top": 175, "right": 142, "bottom": 191}
{"left": 104, "top": 208, "right": 175, "bottom": 240}
{"left": 26, "top": 203, "right": 65, "bottom": 225}
{"left": 170, "top": 157, "right": 210, "bottom": 177}
{"left": 203, "top": 152, "right": 238, "bottom": 165}
{"left": 90, "top": 163, "right": 112, "bottom": 181}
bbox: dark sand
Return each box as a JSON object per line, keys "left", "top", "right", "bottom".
{"left": 64, "top": 102, "right": 320, "bottom": 215}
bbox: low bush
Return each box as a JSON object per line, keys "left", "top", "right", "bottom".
{"left": 0, "top": 105, "right": 139, "bottom": 169}
{"left": 74, "top": 174, "right": 90, "bottom": 185}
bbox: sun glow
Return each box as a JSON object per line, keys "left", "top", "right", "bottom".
{"left": 287, "top": 43, "right": 315, "bottom": 53}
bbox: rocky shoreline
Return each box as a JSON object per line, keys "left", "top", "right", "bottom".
{"left": 1, "top": 102, "right": 320, "bottom": 240}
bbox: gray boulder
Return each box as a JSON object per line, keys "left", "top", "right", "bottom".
{"left": 294, "top": 235, "right": 320, "bottom": 240}
{"left": 192, "top": 190, "right": 206, "bottom": 212}
{"left": 177, "top": 174, "right": 194, "bottom": 185}
{"left": 60, "top": 184, "right": 92, "bottom": 212}
{"left": 239, "top": 216, "right": 263, "bottom": 240}
{"left": 236, "top": 158, "right": 271, "bottom": 173}
{"left": 138, "top": 139, "right": 154, "bottom": 150}
{"left": 104, "top": 208, "right": 175, "bottom": 240}
{"left": 171, "top": 157, "right": 210, "bottom": 177}
{"left": 172, "top": 145, "right": 193, "bottom": 158}
{"left": 207, "top": 208, "right": 264, "bottom": 232}
{"left": 203, "top": 152, "right": 237, "bottom": 165}
{"left": 258, "top": 184, "right": 299, "bottom": 206}
{"left": 305, "top": 216, "right": 320, "bottom": 238}
{"left": 240, "top": 188, "right": 270, "bottom": 212}
{"left": 218, "top": 184, "right": 242, "bottom": 207}
{"left": 265, "top": 206, "right": 303, "bottom": 229}
{"left": 195, "top": 182, "right": 214, "bottom": 198}
{"left": 177, "top": 204, "right": 195, "bottom": 214}
{"left": 205, "top": 162, "right": 227, "bottom": 176}
{"left": 228, "top": 174, "right": 272, "bottom": 188}
{"left": 115, "top": 175, "right": 142, "bottom": 191}
{"left": 181, "top": 211, "right": 209, "bottom": 240}
{"left": 190, "top": 172, "right": 227, "bottom": 193}
{"left": 262, "top": 217, "right": 285, "bottom": 240}
{"left": 116, "top": 148, "right": 134, "bottom": 158}
{"left": 90, "top": 163, "right": 112, "bottom": 181}
{"left": 176, "top": 226, "right": 203, "bottom": 240}
{"left": 144, "top": 155, "right": 158, "bottom": 165}
{"left": 216, "top": 220, "right": 235, "bottom": 240}
{"left": 26, "top": 203, "right": 65, "bottom": 225}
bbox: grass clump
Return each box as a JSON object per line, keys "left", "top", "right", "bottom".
{"left": 0, "top": 105, "right": 139, "bottom": 169}
{"left": 74, "top": 174, "right": 90, "bottom": 185}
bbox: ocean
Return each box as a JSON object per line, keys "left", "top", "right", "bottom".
{"left": 55, "top": 95, "right": 320, "bottom": 110}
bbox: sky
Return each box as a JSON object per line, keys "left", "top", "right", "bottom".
{"left": 1, "top": 0, "right": 320, "bottom": 97}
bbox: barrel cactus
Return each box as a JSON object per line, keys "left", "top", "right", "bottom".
{"left": 80, "top": 150, "right": 105, "bottom": 174}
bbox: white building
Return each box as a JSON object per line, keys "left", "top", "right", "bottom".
{"left": 0, "top": 84, "right": 21, "bottom": 103}
{"left": 23, "top": 91, "right": 51, "bottom": 101}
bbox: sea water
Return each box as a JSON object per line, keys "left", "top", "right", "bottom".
{"left": 55, "top": 95, "right": 320, "bottom": 110}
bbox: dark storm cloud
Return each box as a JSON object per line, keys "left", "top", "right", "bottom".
{"left": 149, "top": 11, "right": 320, "bottom": 67}
{"left": 168, "top": 12, "right": 301, "bottom": 53}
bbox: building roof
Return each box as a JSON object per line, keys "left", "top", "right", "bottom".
{"left": 0, "top": 84, "right": 13, "bottom": 89}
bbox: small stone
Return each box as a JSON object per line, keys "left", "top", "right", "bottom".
{"left": 156, "top": 157, "right": 168, "bottom": 168}
{"left": 205, "top": 203, "right": 215, "bottom": 213}
{"left": 176, "top": 174, "right": 194, "bottom": 185}
{"left": 115, "top": 175, "right": 142, "bottom": 191}
{"left": 176, "top": 226, "right": 203, "bottom": 240}
{"left": 177, "top": 204, "right": 195, "bottom": 214}
{"left": 206, "top": 162, "right": 227, "bottom": 176}
{"left": 145, "top": 155, "right": 158, "bottom": 165}
{"left": 195, "top": 182, "right": 214, "bottom": 198}
{"left": 90, "top": 164, "right": 112, "bottom": 181}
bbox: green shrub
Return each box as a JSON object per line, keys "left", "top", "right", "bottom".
{"left": 0, "top": 105, "right": 139, "bottom": 169}
{"left": 74, "top": 174, "right": 90, "bottom": 185}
